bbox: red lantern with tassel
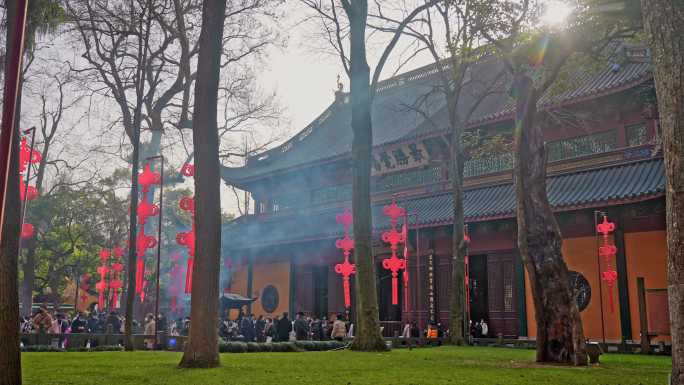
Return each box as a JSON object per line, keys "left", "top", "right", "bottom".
{"left": 137, "top": 194, "right": 160, "bottom": 225}
{"left": 597, "top": 215, "right": 618, "bottom": 313}
{"left": 334, "top": 209, "right": 355, "bottom": 308}
{"left": 138, "top": 163, "right": 161, "bottom": 193}
{"left": 381, "top": 200, "right": 406, "bottom": 305}
{"left": 19, "top": 137, "right": 41, "bottom": 173}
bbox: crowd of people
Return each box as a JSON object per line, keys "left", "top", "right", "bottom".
{"left": 218, "top": 312, "right": 350, "bottom": 343}
{"left": 21, "top": 305, "right": 488, "bottom": 348}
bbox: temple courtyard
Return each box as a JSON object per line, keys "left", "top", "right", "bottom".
{"left": 23, "top": 346, "right": 671, "bottom": 385}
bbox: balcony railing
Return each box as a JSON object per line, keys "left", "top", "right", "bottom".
{"left": 464, "top": 153, "right": 514, "bottom": 178}
{"left": 546, "top": 130, "right": 618, "bottom": 162}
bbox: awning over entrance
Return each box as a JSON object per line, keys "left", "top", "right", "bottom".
{"left": 223, "top": 158, "right": 664, "bottom": 250}
{"left": 220, "top": 293, "right": 257, "bottom": 310}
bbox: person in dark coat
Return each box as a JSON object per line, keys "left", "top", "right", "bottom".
{"left": 240, "top": 314, "right": 255, "bottom": 342}
{"left": 255, "top": 315, "right": 266, "bottom": 342}
{"left": 294, "top": 312, "right": 309, "bottom": 340}
{"left": 105, "top": 311, "right": 121, "bottom": 333}
{"left": 87, "top": 313, "right": 99, "bottom": 333}
{"left": 71, "top": 312, "right": 88, "bottom": 333}
{"left": 276, "top": 312, "right": 292, "bottom": 342}
{"left": 310, "top": 316, "right": 322, "bottom": 341}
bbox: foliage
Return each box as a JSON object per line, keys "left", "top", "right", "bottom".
{"left": 25, "top": 180, "right": 128, "bottom": 298}
{"left": 22, "top": 347, "right": 672, "bottom": 385}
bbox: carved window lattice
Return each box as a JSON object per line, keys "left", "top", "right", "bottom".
{"left": 546, "top": 130, "right": 618, "bottom": 162}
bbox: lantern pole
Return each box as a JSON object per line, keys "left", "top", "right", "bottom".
{"left": 147, "top": 154, "right": 164, "bottom": 348}
{"left": 0, "top": 0, "right": 28, "bottom": 245}
{"left": 20, "top": 126, "right": 36, "bottom": 241}
{"left": 594, "top": 210, "right": 607, "bottom": 344}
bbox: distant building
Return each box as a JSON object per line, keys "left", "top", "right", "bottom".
{"left": 221, "top": 46, "right": 668, "bottom": 343}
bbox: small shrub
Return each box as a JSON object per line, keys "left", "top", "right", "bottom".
{"left": 246, "top": 342, "right": 260, "bottom": 353}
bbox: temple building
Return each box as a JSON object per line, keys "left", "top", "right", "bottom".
{"left": 220, "top": 45, "right": 669, "bottom": 344}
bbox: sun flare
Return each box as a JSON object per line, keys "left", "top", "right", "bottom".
{"left": 541, "top": 1, "right": 574, "bottom": 26}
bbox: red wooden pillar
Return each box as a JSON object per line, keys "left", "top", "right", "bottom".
{"left": 0, "top": 0, "right": 28, "bottom": 241}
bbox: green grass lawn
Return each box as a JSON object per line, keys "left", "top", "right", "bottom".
{"left": 23, "top": 346, "right": 671, "bottom": 385}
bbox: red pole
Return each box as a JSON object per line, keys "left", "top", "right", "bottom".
{"left": 0, "top": 0, "right": 29, "bottom": 244}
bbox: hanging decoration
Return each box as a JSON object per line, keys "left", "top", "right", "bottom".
{"left": 19, "top": 135, "right": 42, "bottom": 241}
{"left": 177, "top": 164, "right": 196, "bottom": 294}
{"left": 109, "top": 247, "right": 124, "bottom": 309}
{"left": 334, "top": 209, "right": 355, "bottom": 308}
{"left": 19, "top": 137, "right": 41, "bottom": 173}
{"left": 21, "top": 223, "right": 34, "bottom": 239}
{"left": 381, "top": 199, "right": 406, "bottom": 305}
{"left": 597, "top": 215, "right": 618, "bottom": 313}
{"left": 136, "top": 233, "right": 157, "bottom": 298}
{"left": 138, "top": 163, "right": 161, "bottom": 193}
{"left": 19, "top": 175, "right": 38, "bottom": 201}
{"left": 96, "top": 248, "right": 110, "bottom": 310}
{"left": 137, "top": 197, "right": 159, "bottom": 226}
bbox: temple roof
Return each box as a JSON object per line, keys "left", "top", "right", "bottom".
{"left": 222, "top": 158, "right": 664, "bottom": 250}
{"left": 221, "top": 57, "right": 651, "bottom": 184}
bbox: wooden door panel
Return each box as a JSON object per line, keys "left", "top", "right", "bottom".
{"left": 487, "top": 254, "right": 518, "bottom": 337}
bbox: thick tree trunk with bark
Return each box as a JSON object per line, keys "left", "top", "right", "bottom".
{"left": 513, "top": 75, "right": 587, "bottom": 365}
{"left": 344, "top": 0, "right": 386, "bottom": 352}
{"left": 0, "top": 129, "right": 22, "bottom": 385}
{"left": 447, "top": 94, "right": 467, "bottom": 345}
{"left": 178, "top": 0, "right": 226, "bottom": 368}
{"left": 640, "top": 2, "right": 684, "bottom": 383}
{"left": 0, "top": 3, "right": 24, "bottom": 383}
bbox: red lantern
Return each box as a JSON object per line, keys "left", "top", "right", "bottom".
{"left": 333, "top": 209, "right": 355, "bottom": 308}
{"left": 138, "top": 163, "right": 161, "bottom": 193}
{"left": 19, "top": 175, "right": 38, "bottom": 201}
{"left": 179, "top": 196, "right": 195, "bottom": 213}
{"left": 137, "top": 193, "right": 160, "bottom": 225}
{"left": 136, "top": 231, "right": 157, "bottom": 257}
{"left": 176, "top": 228, "right": 195, "bottom": 257}
{"left": 180, "top": 163, "right": 195, "bottom": 177}
{"left": 381, "top": 200, "right": 406, "bottom": 305}
{"left": 99, "top": 248, "right": 111, "bottom": 262}
{"left": 21, "top": 223, "right": 34, "bottom": 239}
{"left": 597, "top": 215, "right": 618, "bottom": 313}
{"left": 19, "top": 137, "right": 42, "bottom": 173}
{"left": 96, "top": 265, "right": 109, "bottom": 310}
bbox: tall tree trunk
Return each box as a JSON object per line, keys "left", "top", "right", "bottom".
{"left": 640, "top": 2, "right": 684, "bottom": 383}
{"left": 178, "top": 0, "right": 226, "bottom": 368}
{"left": 0, "top": 124, "right": 22, "bottom": 385}
{"left": 447, "top": 95, "right": 466, "bottom": 345}
{"left": 345, "top": 0, "right": 386, "bottom": 352}
{"left": 20, "top": 136, "right": 50, "bottom": 317}
{"left": 513, "top": 74, "right": 587, "bottom": 365}
{"left": 0, "top": 2, "right": 25, "bottom": 383}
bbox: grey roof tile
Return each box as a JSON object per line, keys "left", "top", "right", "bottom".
{"left": 223, "top": 158, "right": 664, "bottom": 249}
